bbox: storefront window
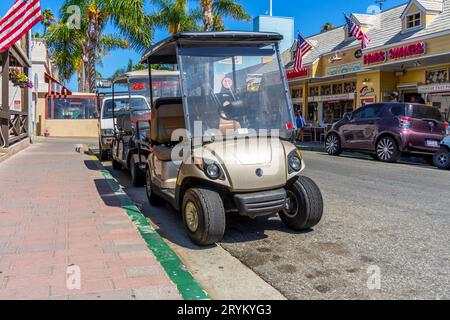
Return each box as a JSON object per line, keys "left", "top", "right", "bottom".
{"left": 291, "top": 88, "right": 302, "bottom": 98}
{"left": 321, "top": 85, "right": 332, "bottom": 96}
{"left": 344, "top": 82, "right": 356, "bottom": 93}
{"left": 333, "top": 83, "right": 343, "bottom": 95}
{"left": 47, "top": 97, "right": 97, "bottom": 120}
{"left": 307, "top": 102, "right": 318, "bottom": 123}
{"left": 425, "top": 69, "right": 449, "bottom": 84}
{"left": 323, "top": 101, "right": 354, "bottom": 124}
{"left": 309, "top": 87, "right": 319, "bottom": 97}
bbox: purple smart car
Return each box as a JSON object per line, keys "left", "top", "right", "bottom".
{"left": 325, "top": 103, "right": 449, "bottom": 163}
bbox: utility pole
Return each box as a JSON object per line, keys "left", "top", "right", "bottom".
{"left": 375, "top": 0, "right": 386, "bottom": 10}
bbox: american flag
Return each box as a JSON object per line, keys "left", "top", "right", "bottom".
{"left": 0, "top": 0, "right": 42, "bottom": 52}
{"left": 293, "top": 33, "right": 312, "bottom": 72}
{"left": 344, "top": 13, "right": 371, "bottom": 49}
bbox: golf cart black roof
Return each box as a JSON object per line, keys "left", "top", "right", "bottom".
{"left": 140, "top": 31, "right": 284, "bottom": 64}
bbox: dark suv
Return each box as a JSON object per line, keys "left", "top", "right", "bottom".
{"left": 325, "top": 103, "right": 449, "bottom": 163}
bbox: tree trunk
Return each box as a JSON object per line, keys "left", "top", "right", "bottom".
{"left": 86, "top": 17, "right": 100, "bottom": 93}
{"left": 200, "top": 0, "right": 214, "bottom": 31}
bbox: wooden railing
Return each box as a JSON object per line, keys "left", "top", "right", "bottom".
{"left": 0, "top": 110, "right": 28, "bottom": 147}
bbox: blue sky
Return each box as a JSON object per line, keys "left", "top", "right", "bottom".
{"left": 1, "top": 0, "right": 407, "bottom": 91}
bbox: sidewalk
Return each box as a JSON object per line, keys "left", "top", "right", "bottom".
{"left": 0, "top": 138, "right": 205, "bottom": 300}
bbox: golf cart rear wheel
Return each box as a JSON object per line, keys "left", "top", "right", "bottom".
{"left": 279, "top": 176, "right": 323, "bottom": 231}
{"left": 433, "top": 149, "right": 450, "bottom": 170}
{"left": 182, "top": 188, "right": 225, "bottom": 246}
{"left": 131, "top": 157, "right": 145, "bottom": 187}
{"left": 145, "top": 168, "right": 164, "bottom": 206}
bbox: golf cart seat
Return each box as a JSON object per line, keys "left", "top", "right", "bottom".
{"left": 151, "top": 97, "right": 185, "bottom": 161}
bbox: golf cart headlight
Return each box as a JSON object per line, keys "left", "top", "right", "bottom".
{"left": 205, "top": 163, "right": 221, "bottom": 180}
{"left": 288, "top": 149, "right": 302, "bottom": 172}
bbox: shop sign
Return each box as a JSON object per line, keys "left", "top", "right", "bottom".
{"left": 308, "top": 92, "right": 355, "bottom": 103}
{"left": 327, "top": 63, "right": 362, "bottom": 76}
{"left": 418, "top": 83, "right": 450, "bottom": 94}
{"left": 360, "top": 86, "right": 375, "bottom": 97}
{"left": 363, "top": 42, "right": 426, "bottom": 65}
{"left": 361, "top": 96, "right": 376, "bottom": 106}
{"left": 286, "top": 67, "right": 309, "bottom": 79}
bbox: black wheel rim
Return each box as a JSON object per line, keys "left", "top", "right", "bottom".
{"left": 437, "top": 153, "right": 449, "bottom": 166}
{"left": 326, "top": 135, "right": 339, "bottom": 154}
{"left": 283, "top": 190, "right": 299, "bottom": 218}
{"left": 377, "top": 138, "right": 394, "bottom": 161}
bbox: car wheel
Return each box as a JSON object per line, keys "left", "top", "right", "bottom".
{"left": 325, "top": 133, "right": 342, "bottom": 156}
{"left": 146, "top": 167, "right": 164, "bottom": 206}
{"left": 433, "top": 149, "right": 450, "bottom": 170}
{"left": 130, "top": 157, "right": 145, "bottom": 187}
{"left": 182, "top": 188, "right": 226, "bottom": 246}
{"left": 376, "top": 136, "right": 401, "bottom": 163}
{"left": 279, "top": 176, "right": 323, "bottom": 231}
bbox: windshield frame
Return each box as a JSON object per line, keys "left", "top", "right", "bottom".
{"left": 176, "top": 42, "right": 295, "bottom": 139}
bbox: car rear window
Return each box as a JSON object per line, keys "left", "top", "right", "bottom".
{"left": 406, "top": 104, "right": 443, "bottom": 122}
{"left": 390, "top": 105, "right": 405, "bottom": 117}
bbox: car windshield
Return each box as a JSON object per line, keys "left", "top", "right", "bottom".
{"left": 178, "top": 45, "right": 293, "bottom": 138}
{"left": 406, "top": 104, "right": 443, "bottom": 122}
{"left": 102, "top": 97, "right": 149, "bottom": 119}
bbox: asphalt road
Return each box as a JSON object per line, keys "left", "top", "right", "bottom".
{"left": 103, "top": 150, "right": 450, "bottom": 300}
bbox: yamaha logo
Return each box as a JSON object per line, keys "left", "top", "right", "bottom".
{"left": 255, "top": 168, "right": 264, "bottom": 177}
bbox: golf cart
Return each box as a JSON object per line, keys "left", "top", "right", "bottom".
{"left": 433, "top": 136, "right": 450, "bottom": 170}
{"left": 107, "top": 70, "right": 180, "bottom": 186}
{"left": 141, "top": 32, "right": 324, "bottom": 245}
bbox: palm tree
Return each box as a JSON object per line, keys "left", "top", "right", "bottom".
{"left": 321, "top": 22, "right": 334, "bottom": 33}
{"left": 199, "top": 0, "right": 250, "bottom": 31}
{"left": 41, "top": 8, "right": 55, "bottom": 34}
{"left": 149, "top": 0, "right": 202, "bottom": 35}
{"left": 109, "top": 59, "right": 147, "bottom": 81}
{"left": 53, "top": 0, "right": 152, "bottom": 92}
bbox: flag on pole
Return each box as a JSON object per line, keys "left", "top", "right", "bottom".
{"left": 293, "top": 33, "right": 312, "bottom": 72}
{"left": 344, "top": 13, "right": 371, "bottom": 49}
{"left": 0, "top": 0, "right": 42, "bottom": 52}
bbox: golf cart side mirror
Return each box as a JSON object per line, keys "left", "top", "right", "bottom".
{"left": 344, "top": 112, "right": 352, "bottom": 120}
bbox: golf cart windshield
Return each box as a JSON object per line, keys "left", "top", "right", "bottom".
{"left": 129, "top": 76, "right": 181, "bottom": 102}
{"left": 178, "top": 45, "right": 293, "bottom": 138}
{"left": 102, "top": 97, "right": 149, "bottom": 119}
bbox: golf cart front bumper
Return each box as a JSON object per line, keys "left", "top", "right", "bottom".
{"left": 234, "top": 188, "right": 287, "bottom": 219}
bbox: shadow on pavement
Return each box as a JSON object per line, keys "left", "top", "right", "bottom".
{"left": 88, "top": 156, "right": 308, "bottom": 249}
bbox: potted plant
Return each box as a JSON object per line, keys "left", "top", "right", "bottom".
{"left": 9, "top": 68, "right": 33, "bottom": 89}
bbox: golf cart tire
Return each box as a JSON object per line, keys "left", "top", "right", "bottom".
{"left": 279, "top": 176, "right": 323, "bottom": 231}
{"left": 146, "top": 168, "right": 164, "bottom": 206}
{"left": 182, "top": 188, "right": 226, "bottom": 246}
{"left": 112, "top": 158, "right": 122, "bottom": 170}
{"left": 99, "top": 141, "right": 109, "bottom": 161}
{"left": 130, "top": 157, "right": 145, "bottom": 187}
{"left": 433, "top": 149, "right": 450, "bottom": 170}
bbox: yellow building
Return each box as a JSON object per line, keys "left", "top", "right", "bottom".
{"left": 285, "top": 0, "right": 450, "bottom": 125}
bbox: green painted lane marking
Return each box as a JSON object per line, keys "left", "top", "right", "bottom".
{"left": 91, "top": 157, "right": 210, "bottom": 300}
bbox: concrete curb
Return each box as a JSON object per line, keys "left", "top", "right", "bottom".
{"left": 90, "top": 155, "right": 211, "bottom": 300}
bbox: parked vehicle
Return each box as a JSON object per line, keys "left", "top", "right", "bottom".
{"left": 433, "top": 136, "right": 450, "bottom": 170}
{"left": 97, "top": 70, "right": 180, "bottom": 161}
{"left": 111, "top": 110, "right": 152, "bottom": 186}
{"left": 325, "top": 103, "right": 449, "bottom": 163}
{"left": 108, "top": 70, "right": 181, "bottom": 185}
{"left": 141, "top": 31, "right": 324, "bottom": 245}
{"left": 97, "top": 95, "right": 149, "bottom": 161}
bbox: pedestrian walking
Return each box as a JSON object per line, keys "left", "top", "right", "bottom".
{"left": 295, "top": 111, "right": 306, "bottom": 141}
